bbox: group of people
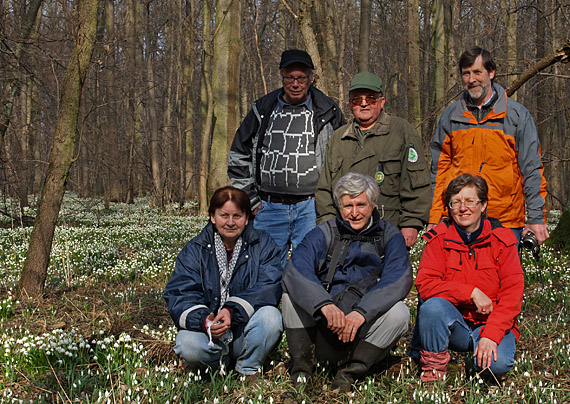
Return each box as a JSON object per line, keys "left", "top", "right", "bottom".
{"left": 163, "top": 46, "right": 548, "bottom": 392}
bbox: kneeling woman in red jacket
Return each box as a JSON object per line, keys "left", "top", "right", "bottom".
{"left": 415, "top": 173, "right": 524, "bottom": 381}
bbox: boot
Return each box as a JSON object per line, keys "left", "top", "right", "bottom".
{"left": 285, "top": 327, "right": 316, "bottom": 388}
{"left": 331, "top": 340, "right": 391, "bottom": 392}
{"left": 419, "top": 349, "right": 450, "bottom": 382}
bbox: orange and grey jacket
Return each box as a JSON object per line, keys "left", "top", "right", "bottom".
{"left": 429, "top": 82, "right": 547, "bottom": 228}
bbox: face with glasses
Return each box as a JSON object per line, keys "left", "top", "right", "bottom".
{"left": 349, "top": 89, "right": 386, "bottom": 130}
{"left": 281, "top": 64, "right": 313, "bottom": 105}
{"left": 448, "top": 185, "right": 488, "bottom": 233}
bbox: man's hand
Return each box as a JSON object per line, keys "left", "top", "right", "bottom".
{"left": 471, "top": 287, "right": 493, "bottom": 315}
{"left": 207, "top": 308, "right": 232, "bottom": 339}
{"left": 340, "top": 311, "right": 365, "bottom": 343}
{"left": 426, "top": 223, "right": 437, "bottom": 232}
{"left": 321, "top": 304, "right": 345, "bottom": 335}
{"left": 523, "top": 223, "right": 549, "bottom": 245}
{"left": 474, "top": 337, "right": 498, "bottom": 369}
{"left": 400, "top": 227, "right": 419, "bottom": 247}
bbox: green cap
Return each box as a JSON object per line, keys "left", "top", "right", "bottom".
{"left": 349, "top": 71, "right": 383, "bottom": 93}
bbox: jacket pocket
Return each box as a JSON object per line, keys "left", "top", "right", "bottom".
{"left": 379, "top": 160, "right": 401, "bottom": 197}
{"left": 408, "top": 163, "right": 430, "bottom": 188}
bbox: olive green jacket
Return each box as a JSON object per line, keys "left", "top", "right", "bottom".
{"left": 315, "top": 110, "right": 431, "bottom": 229}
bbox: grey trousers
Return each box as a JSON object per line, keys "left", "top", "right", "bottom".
{"left": 282, "top": 293, "right": 409, "bottom": 364}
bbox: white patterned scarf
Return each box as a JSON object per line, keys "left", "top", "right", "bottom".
{"left": 213, "top": 231, "right": 242, "bottom": 308}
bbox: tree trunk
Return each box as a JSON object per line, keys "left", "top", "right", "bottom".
{"left": 357, "top": 0, "right": 372, "bottom": 72}
{"left": 432, "top": 0, "right": 447, "bottom": 114}
{"left": 535, "top": 0, "right": 547, "bottom": 148}
{"left": 209, "top": 0, "right": 241, "bottom": 192}
{"left": 199, "top": 1, "right": 214, "bottom": 215}
{"left": 144, "top": 3, "right": 163, "bottom": 207}
{"left": 103, "top": 0, "right": 121, "bottom": 202}
{"left": 314, "top": 0, "right": 339, "bottom": 100}
{"left": 406, "top": 0, "right": 421, "bottom": 133}
{"left": 17, "top": 0, "right": 99, "bottom": 299}
{"left": 297, "top": 0, "right": 328, "bottom": 93}
{"left": 0, "top": 0, "right": 43, "bottom": 145}
{"left": 181, "top": 0, "right": 196, "bottom": 202}
{"left": 501, "top": 0, "right": 518, "bottom": 100}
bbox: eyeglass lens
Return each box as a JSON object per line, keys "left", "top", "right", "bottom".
{"left": 351, "top": 96, "right": 379, "bottom": 106}
{"left": 282, "top": 76, "right": 309, "bottom": 84}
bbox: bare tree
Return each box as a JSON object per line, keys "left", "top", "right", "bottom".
{"left": 357, "top": 0, "right": 372, "bottom": 72}
{"left": 17, "top": 0, "right": 99, "bottom": 298}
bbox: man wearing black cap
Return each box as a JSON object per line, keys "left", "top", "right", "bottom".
{"left": 315, "top": 71, "right": 431, "bottom": 247}
{"left": 228, "top": 49, "right": 345, "bottom": 267}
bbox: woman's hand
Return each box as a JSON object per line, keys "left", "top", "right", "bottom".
{"left": 206, "top": 308, "right": 232, "bottom": 339}
{"left": 474, "top": 337, "right": 498, "bottom": 369}
{"left": 471, "top": 287, "right": 493, "bottom": 315}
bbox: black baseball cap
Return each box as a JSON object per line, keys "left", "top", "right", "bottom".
{"left": 279, "top": 49, "right": 314, "bottom": 69}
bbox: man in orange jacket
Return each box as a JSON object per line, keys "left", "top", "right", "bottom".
{"left": 428, "top": 46, "right": 549, "bottom": 244}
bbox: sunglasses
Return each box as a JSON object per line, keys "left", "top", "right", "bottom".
{"left": 350, "top": 95, "right": 381, "bottom": 106}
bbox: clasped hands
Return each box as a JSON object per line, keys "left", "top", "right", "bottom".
{"left": 321, "top": 303, "right": 365, "bottom": 343}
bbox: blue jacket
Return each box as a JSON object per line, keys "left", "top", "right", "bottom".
{"left": 164, "top": 221, "right": 282, "bottom": 336}
{"left": 282, "top": 210, "right": 413, "bottom": 323}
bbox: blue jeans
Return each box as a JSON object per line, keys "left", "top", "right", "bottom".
{"left": 173, "top": 306, "right": 283, "bottom": 375}
{"left": 417, "top": 297, "right": 516, "bottom": 377}
{"left": 254, "top": 197, "right": 316, "bottom": 267}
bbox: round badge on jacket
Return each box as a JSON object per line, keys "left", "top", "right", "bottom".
{"left": 408, "top": 147, "right": 419, "bottom": 163}
{"left": 375, "top": 171, "right": 385, "bottom": 184}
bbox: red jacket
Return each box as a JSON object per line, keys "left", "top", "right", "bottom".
{"left": 416, "top": 218, "right": 524, "bottom": 344}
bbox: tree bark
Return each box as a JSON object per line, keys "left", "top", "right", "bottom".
{"left": 406, "top": 0, "right": 421, "bottom": 133}
{"left": 0, "top": 0, "right": 43, "bottom": 145}
{"left": 432, "top": 0, "right": 447, "bottom": 114}
{"left": 209, "top": 0, "right": 241, "bottom": 192}
{"left": 357, "top": 0, "right": 372, "bottom": 72}
{"left": 181, "top": 0, "right": 196, "bottom": 202}
{"left": 17, "top": 0, "right": 99, "bottom": 299}
{"left": 144, "top": 2, "right": 163, "bottom": 207}
{"left": 295, "top": 0, "right": 328, "bottom": 93}
{"left": 199, "top": 1, "right": 214, "bottom": 215}
{"left": 501, "top": 0, "right": 518, "bottom": 100}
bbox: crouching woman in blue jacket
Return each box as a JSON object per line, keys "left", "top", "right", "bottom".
{"left": 164, "top": 186, "right": 283, "bottom": 377}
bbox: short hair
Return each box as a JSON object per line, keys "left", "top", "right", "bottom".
{"left": 333, "top": 172, "right": 379, "bottom": 207}
{"left": 444, "top": 173, "right": 489, "bottom": 214}
{"left": 208, "top": 186, "right": 251, "bottom": 218}
{"left": 458, "top": 46, "right": 496, "bottom": 74}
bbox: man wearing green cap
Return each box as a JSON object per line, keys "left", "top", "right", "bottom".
{"left": 315, "top": 71, "right": 430, "bottom": 247}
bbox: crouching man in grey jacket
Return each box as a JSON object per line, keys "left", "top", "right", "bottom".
{"left": 282, "top": 172, "right": 412, "bottom": 393}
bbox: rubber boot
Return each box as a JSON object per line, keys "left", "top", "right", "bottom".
{"left": 331, "top": 340, "right": 391, "bottom": 392}
{"left": 419, "top": 349, "right": 450, "bottom": 382}
{"left": 285, "top": 327, "right": 316, "bottom": 387}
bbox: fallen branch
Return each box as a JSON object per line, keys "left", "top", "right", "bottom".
{"left": 506, "top": 40, "right": 570, "bottom": 97}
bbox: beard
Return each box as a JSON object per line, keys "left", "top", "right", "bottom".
{"left": 466, "top": 82, "right": 490, "bottom": 103}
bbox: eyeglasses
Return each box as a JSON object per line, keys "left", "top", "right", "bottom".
{"left": 350, "top": 95, "right": 381, "bottom": 106}
{"left": 448, "top": 199, "right": 482, "bottom": 209}
{"left": 282, "top": 75, "right": 311, "bottom": 85}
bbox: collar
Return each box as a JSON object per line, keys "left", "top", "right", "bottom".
{"left": 344, "top": 110, "right": 390, "bottom": 140}
{"left": 277, "top": 91, "right": 313, "bottom": 113}
{"left": 466, "top": 88, "right": 497, "bottom": 109}
{"left": 453, "top": 217, "right": 485, "bottom": 244}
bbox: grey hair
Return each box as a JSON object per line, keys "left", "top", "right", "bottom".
{"left": 333, "top": 172, "right": 379, "bottom": 207}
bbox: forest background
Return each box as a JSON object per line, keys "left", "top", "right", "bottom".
{"left": 2, "top": 0, "right": 569, "bottom": 214}
{"left": 1, "top": 0, "right": 570, "bottom": 295}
